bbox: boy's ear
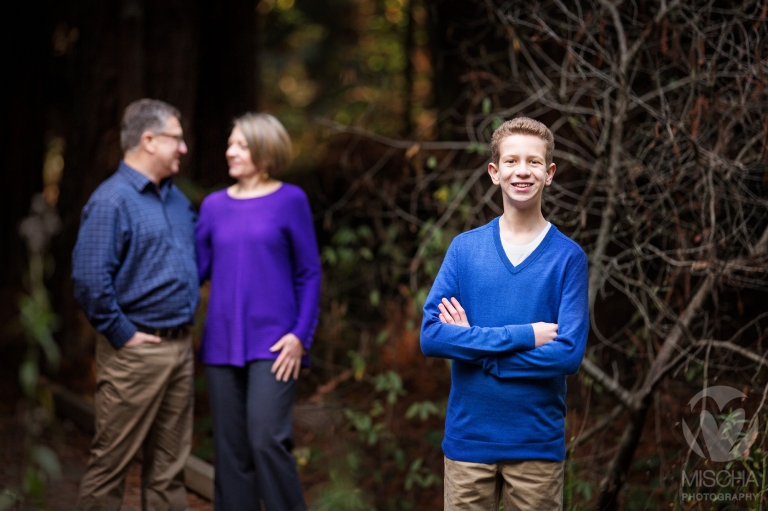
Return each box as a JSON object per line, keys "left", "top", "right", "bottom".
{"left": 545, "top": 162, "right": 556, "bottom": 186}
{"left": 488, "top": 162, "right": 500, "bottom": 185}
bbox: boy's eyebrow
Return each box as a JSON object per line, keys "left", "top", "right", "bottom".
{"left": 499, "top": 152, "right": 546, "bottom": 159}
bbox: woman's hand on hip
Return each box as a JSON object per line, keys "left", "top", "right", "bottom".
{"left": 269, "top": 333, "right": 305, "bottom": 382}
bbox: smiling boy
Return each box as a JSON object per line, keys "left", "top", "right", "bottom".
{"left": 420, "top": 117, "right": 589, "bottom": 510}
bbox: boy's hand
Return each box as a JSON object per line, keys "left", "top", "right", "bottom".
{"left": 532, "top": 322, "right": 558, "bottom": 347}
{"left": 438, "top": 297, "right": 470, "bottom": 327}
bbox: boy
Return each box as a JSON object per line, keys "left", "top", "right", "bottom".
{"left": 420, "top": 117, "right": 589, "bottom": 510}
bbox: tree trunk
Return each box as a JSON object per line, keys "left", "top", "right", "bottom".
{"left": 0, "top": 0, "right": 47, "bottom": 286}
{"left": 193, "top": 0, "right": 260, "bottom": 186}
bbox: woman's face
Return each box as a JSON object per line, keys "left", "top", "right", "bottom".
{"left": 226, "top": 126, "right": 258, "bottom": 179}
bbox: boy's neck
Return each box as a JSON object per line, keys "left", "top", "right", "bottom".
{"left": 499, "top": 206, "right": 548, "bottom": 244}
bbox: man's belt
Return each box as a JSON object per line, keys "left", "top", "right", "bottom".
{"left": 135, "top": 324, "right": 190, "bottom": 339}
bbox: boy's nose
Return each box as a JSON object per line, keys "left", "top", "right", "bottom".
{"left": 515, "top": 164, "right": 532, "bottom": 175}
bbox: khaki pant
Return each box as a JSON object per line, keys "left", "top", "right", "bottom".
{"left": 77, "top": 333, "right": 194, "bottom": 511}
{"left": 444, "top": 456, "right": 564, "bottom": 511}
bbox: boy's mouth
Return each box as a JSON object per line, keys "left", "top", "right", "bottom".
{"left": 512, "top": 183, "right": 532, "bottom": 188}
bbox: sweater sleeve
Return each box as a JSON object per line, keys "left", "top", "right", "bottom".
{"left": 195, "top": 197, "right": 213, "bottom": 284}
{"left": 482, "top": 250, "right": 589, "bottom": 378}
{"left": 71, "top": 198, "right": 136, "bottom": 348}
{"left": 420, "top": 240, "right": 536, "bottom": 361}
{"left": 288, "top": 192, "right": 322, "bottom": 349}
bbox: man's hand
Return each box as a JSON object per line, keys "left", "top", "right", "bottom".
{"left": 123, "top": 331, "right": 162, "bottom": 348}
{"left": 269, "top": 333, "right": 304, "bottom": 382}
{"left": 532, "top": 322, "right": 558, "bottom": 347}
{"left": 438, "top": 297, "right": 470, "bottom": 327}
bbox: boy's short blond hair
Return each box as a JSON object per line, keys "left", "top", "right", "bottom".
{"left": 234, "top": 112, "right": 292, "bottom": 175}
{"left": 490, "top": 117, "right": 555, "bottom": 166}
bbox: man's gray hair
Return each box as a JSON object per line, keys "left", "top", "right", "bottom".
{"left": 120, "top": 99, "right": 181, "bottom": 153}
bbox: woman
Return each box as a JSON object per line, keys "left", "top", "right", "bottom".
{"left": 196, "top": 113, "right": 321, "bottom": 511}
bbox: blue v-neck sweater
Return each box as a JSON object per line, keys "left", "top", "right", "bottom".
{"left": 420, "top": 218, "right": 589, "bottom": 463}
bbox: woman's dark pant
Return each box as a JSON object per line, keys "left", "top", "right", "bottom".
{"left": 206, "top": 361, "right": 306, "bottom": 511}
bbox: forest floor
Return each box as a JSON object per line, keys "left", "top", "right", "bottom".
{"left": 0, "top": 416, "right": 213, "bottom": 511}
{"left": 0, "top": 373, "right": 213, "bottom": 511}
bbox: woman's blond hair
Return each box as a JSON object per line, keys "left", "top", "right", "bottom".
{"left": 490, "top": 117, "right": 554, "bottom": 166}
{"left": 234, "top": 113, "right": 292, "bottom": 175}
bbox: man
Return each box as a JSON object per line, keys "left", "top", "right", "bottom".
{"left": 72, "top": 98, "right": 199, "bottom": 511}
{"left": 420, "top": 117, "right": 589, "bottom": 510}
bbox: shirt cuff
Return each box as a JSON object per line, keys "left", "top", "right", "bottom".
{"left": 504, "top": 324, "right": 535, "bottom": 351}
{"left": 105, "top": 317, "right": 137, "bottom": 349}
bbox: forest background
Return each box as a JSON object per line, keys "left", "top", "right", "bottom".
{"left": 2, "top": 0, "right": 768, "bottom": 509}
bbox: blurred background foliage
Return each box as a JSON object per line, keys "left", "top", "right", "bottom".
{"left": 2, "top": 0, "right": 768, "bottom": 510}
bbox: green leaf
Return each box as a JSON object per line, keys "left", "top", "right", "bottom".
{"left": 359, "top": 247, "right": 373, "bottom": 261}
{"left": 373, "top": 371, "right": 406, "bottom": 404}
{"left": 337, "top": 247, "right": 355, "bottom": 265}
{"left": 37, "top": 331, "right": 61, "bottom": 369}
{"left": 332, "top": 227, "right": 357, "bottom": 246}
{"left": 426, "top": 155, "right": 438, "bottom": 169}
{"left": 23, "top": 466, "right": 45, "bottom": 497}
{"left": 19, "top": 360, "right": 38, "bottom": 398}
{"left": 375, "top": 330, "right": 389, "bottom": 345}
{"left": 321, "top": 246, "right": 338, "bottom": 266}
{"left": 406, "top": 401, "right": 440, "bottom": 421}
{"left": 31, "top": 445, "right": 61, "bottom": 480}
{"left": 356, "top": 225, "right": 373, "bottom": 240}
{"left": 386, "top": 224, "right": 398, "bottom": 241}
{"left": 465, "top": 142, "right": 489, "bottom": 155}
{"left": 482, "top": 97, "right": 492, "bottom": 114}
{"left": 0, "top": 489, "right": 19, "bottom": 511}
{"left": 369, "top": 400, "right": 384, "bottom": 417}
{"left": 348, "top": 351, "right": 366, "bottom": 381}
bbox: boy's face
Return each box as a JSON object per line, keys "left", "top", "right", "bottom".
{"left": 488, "top": 134, "right": 556, "bottom": 211}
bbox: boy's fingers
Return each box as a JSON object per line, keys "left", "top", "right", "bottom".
{"left": 441, "top": 297, "right": 458, "bottom": 316}
{"left": 451, "top": 298, "right": 467, "bottom": 322}
{"left": 439, "top": 301, "right": 457, "bottom": 321}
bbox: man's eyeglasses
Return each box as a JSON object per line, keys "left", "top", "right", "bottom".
{"left": 154, "top": 132, "right": 185, "bottom": 144}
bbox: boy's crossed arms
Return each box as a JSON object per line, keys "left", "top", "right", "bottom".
{"left": 438, "top": 296, "right": 558, "bottom": 346}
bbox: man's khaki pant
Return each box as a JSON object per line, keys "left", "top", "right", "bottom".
{"left": 77, "top": 333, "right": 194, "bottom": 511}
{"left": 444, "top": 456, "right": 564, "bottom": 511}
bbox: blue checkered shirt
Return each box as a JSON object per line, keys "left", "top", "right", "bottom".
{"left": 72, "top": 161, "right": 199, "bottom": 348}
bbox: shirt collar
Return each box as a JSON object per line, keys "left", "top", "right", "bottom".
{"left": 118, "top": 161, "right": 173, "bottom": 197}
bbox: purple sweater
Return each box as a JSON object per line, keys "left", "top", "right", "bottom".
{"left": 195, "top": 184, "right": 322, "bottom": 366}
